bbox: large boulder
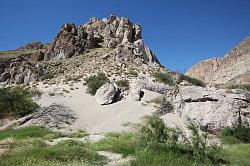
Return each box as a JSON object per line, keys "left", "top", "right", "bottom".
{"left": 170, "top": 86, "right": 250, "bottom": 131}
{"left": 129, "top": 79, "right": 172, "bottom": 101}
{"left": 0, "top": 72, "right": 10, "bottom": 82}
{"left": 95, "top": 83, "right": 119, "bottom": 105}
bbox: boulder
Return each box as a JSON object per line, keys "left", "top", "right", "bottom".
{"left": 129, "top": 79, "right": 172, "bottom": 101}
{"left": 0, "top": 72, "right": 10, "bottom": 82}
{"left": 170, "top": 86, "right": 250, "bottom": 131}
{"left": 95, "top": 83, "right": 119, "bottom": 105}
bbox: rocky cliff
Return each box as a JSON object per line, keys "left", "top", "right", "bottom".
{"left": 0, "top": 15, "right": 163, "bottom": 85}
{"left": 186, "top": 37, "right": 250, "bottom": 86}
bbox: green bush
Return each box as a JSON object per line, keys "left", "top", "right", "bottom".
{"left": 0, "top": 87, "right": 39, "bottom": 118}
{"left": 178, "top": 74, "right": 205, "bottom": 87}
{"left": 153, "top": 72, "right": 175, "bottom": 86}
{"left": 220, "top": 122, "right": 250, "bottom": 144}
{"left": 129, "top": 70, "right": 138, "bottom": 77}
{"left": 137, "top": 116, "right": 179, "bottom": 149}
{"left": 116, "top": 79, "right": 130, "bottom": 90}
{"left": 84, "top": 73, "right": 109, "bottom": 95}
{"left": 186, "top": 123, "right": 223, "bottom": 163}
{"left": 95, "top": 116, "right": 224, "bottom": 165}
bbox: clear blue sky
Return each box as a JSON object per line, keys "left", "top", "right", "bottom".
{"left": 0, "top": 0, "right": 250, "bottom": 71}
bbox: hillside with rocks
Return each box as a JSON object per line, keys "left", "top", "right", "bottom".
{"left": 186, "top": 37, "right": 250, "bottom": 87}
{"left": 0, "top": 15, "right": 250, "bottom": 166}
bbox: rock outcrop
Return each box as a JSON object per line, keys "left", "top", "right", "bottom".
{"left": 45, "top": 15, "right": 160, "bottom": 65}
{"left": 168, "top": 86, "right": 250, "bottom": 131}
{"left": 186, "top": 37, "right": 250, "bottom": 86}
{"left": 18, "top": 104, "right": 77, "bottom": 129}
{"left": 95, "top": 83, "right": 120, "bottom": 105}
{"left": 129, "top": 79, "right": 172, "bottom": 101}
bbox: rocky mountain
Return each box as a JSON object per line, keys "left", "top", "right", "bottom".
{"left": 186, "top": 37, "right": 250, "bottom": 87}
{"left": 0, "top": 15, "right": 163, "bottom": 85}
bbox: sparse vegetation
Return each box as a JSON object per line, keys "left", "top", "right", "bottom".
{"left": 84, "top": 73, "right": 109, "bottom": 95}
{"left": 220, "top": 122, "right": 250, "bottom": 144}
{"left": 0, "top": 139, "right": 107, "bottom": 166}
{"left": 178, "top": 74, "right": 205, "bottom": 87}
{"left": 146, "top": 96, "right": 164, "bottom": 105}
{"left": 0, "top": 87, "right": 39, "bottom": 118}
{"left": 226, "top": 84, "right": 250, "bottom": 91}
{"left": 0, "top": 127, "right": 105, "bottom": 166}
{"left": 95, "top": 116, "right": 224, "bottom": 165}
{"left": 0, "top": 126, "right": 58, "bottom": 140}
{"left": 40, "top": 72, "right": 55, "bottom": 80}
{"left": 153, "top": 72, "right": 175, "bottom": 86}
{"left": 129, "top": 70, "right": 138, "bottom": 77}
{"left": 116, "top": 79, "right": 130, "bottom": 90}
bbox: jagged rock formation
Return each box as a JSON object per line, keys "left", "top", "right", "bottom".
{"left": 45, "top": 15, "right": 160, "bottom": 64}
{"left": 186, "top": 37, "right": 250, "bottom": 86}
{"left": 0, "top": 15, "right": 162, "bottom": 85}
{"left": 168, "top": 86, "right": 250, "bottom": 131}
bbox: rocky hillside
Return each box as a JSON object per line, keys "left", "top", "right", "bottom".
{"left": 186, "top": 37, "right": 250, "bottom": 87}
{"left": 0, "top": 15, "right": 165, "bottom": 85}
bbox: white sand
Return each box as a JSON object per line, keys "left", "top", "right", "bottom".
{"left": 36, "top": 82, "right": 162, "bottom": 134}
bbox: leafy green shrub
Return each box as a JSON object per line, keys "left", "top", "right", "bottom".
{"left": 0, "top": 87, "right": 39, "bottom": 118}
{"left": 116, "top": 79, "right": 130, "bottom": 90}
{"left": 178, "top": 74, "right": 205, "bottom": 87}
{"left": 137, "top": 116, "right": 179, "bottom": 149}
{"left": 220, "top": 122, "right": 250, "bottom": 144}
{"left": 186, "top": 123, "right": 223, "bottom": 163}
{"left": 84, "top": 73, "right": 109, "bottom": 95}
{"left": 153, "top": 72, "right": 175, "bottom": 86}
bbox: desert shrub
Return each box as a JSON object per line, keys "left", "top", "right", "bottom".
{"left": 147, "top": 96, "right": 164, "bottom": 105}
{"left": 186, "top": 123, "right": 223, "bottom": 163}
{"left": 137, "top": 116, "right": 180, "bottom": 149}
{"left": 153, "top": 72, "right": 175, "bottom": 86}
{"left": 40, "top": 72, "right": 54, "bottom": 80}
{"left": 0, "top": 87, "right": 39, "bottom": 118}
{"left": 116, "top": 79, "right": 130, "bottom": 90}
{"left": 129, "top": 70, "right": 138, "bottom": 77}
{"left": 220, "top": 122, "right": 250, "bottom": 144}
{"left": 84, "top": 73, "right": 109, "bottom": 95}
{"left": 226, "top": 84, "right": 250, "bottom": 91}
{"left": 178, "top": 74, "right": 205, "bottom": 87}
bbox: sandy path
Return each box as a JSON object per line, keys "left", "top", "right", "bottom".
{"left": 36, "top": 82, "right": 161, "bottom": 134}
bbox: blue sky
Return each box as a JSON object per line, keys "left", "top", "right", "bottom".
{"left": 0, "top": 0, "right": 249, "bottom": 72}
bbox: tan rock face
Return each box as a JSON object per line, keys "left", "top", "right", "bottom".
{"left": 44, "top": 15, "right": 160, "bottom": 65}
{"left": 186, "top": 37, "right": 250, "bottom": 85}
